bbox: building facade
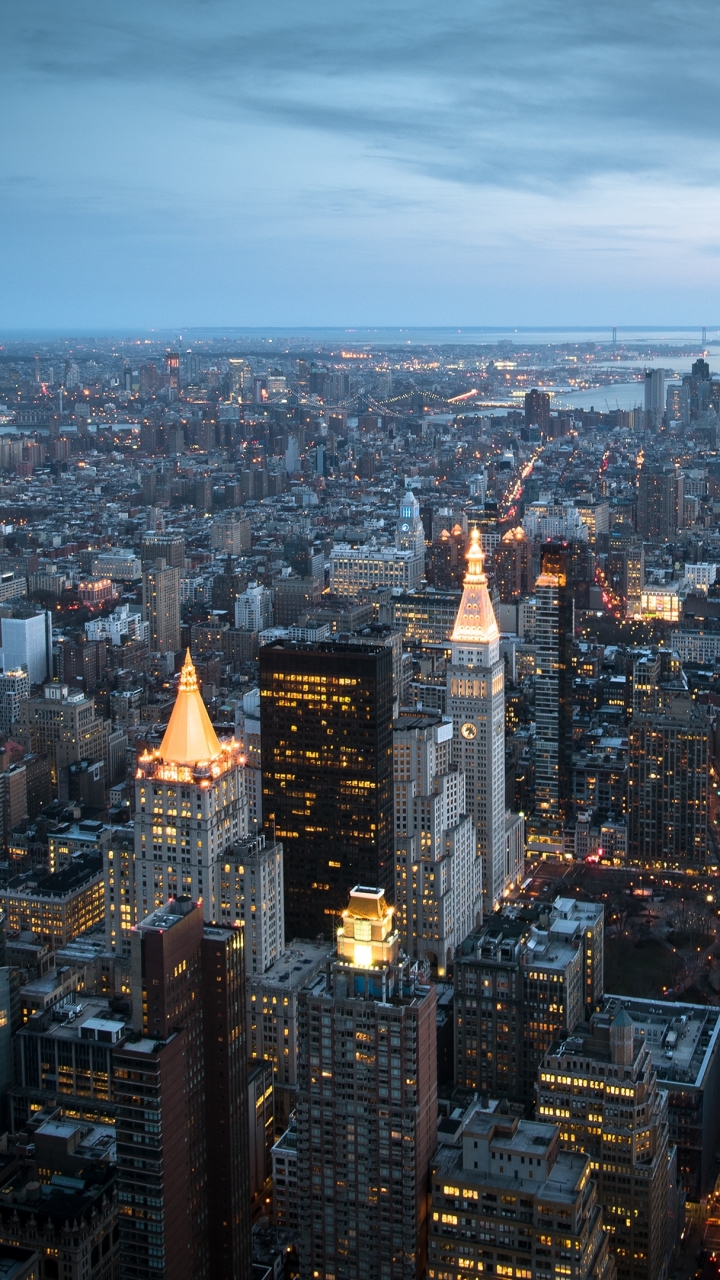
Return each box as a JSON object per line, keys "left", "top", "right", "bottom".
{"left": 296, "top": 888, "right": 437, "bottom": 1280}
{"left": 260, "top": 640, "right": 394, "bottom": 940}
{"left": 393, "top": 711, "right": 479, "bottom": 976}
{"left": 428, "top": 1103, "right": 614, "bottom": 1280}
{"left": 529, "top": 543, "right": 575, "bottom": 856}
{"left": 446, "top": 529, "right": 509, "bottom": 914}
{"left": 538, "top": 1011, "right": 673, "bottom": 1280}
{"left": 133, "top": 651, "right": 248, "bottom": 924}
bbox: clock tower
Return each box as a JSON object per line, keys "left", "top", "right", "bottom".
{"left": 447, "top": 528, "right": 515, "bottom": 916}
{"left": 396, "top": 490, "right": 426, "bottom": 556}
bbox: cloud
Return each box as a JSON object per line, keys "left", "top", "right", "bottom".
{"left": 4, "top": 0, "right": 720, "bottom": 192}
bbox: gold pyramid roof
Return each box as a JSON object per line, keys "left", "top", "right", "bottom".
{"left": 159, "top": 651, "right": 222, "bottom": 765}
{"left": 450, "top": 527, "right": 500, "bottom": 645}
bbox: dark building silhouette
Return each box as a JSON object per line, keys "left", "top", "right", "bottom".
{"left": 529, "top": 543, "right": 574, "bottom": 855}
{"left": 115, "top": 898, "right": 251, "bottom": 1280}
{"left": 493, "top": 526, "right": 533, "bottom": 601}
{"left": 637, "top": 465, "right": 683, "bottom": 541}
{"left": 260, "top": 641, "right": 393, "bottom": 939}
{"left": 524, "top": 387, "right": 550, "bottom": 434}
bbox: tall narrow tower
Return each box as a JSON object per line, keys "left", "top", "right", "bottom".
{"left": 396, "top": 489, "right": 426, "bottom": 556}
{"left": 446, "top": 528, "right": 506, "bottom": 915}
{"left": 130, "top": 651, "right": 248, "bottom": 933}
{"left": 530, "top": 543, "right": 574, "bottom": 856}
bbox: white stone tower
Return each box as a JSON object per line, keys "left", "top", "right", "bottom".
{"left": 446, "top": 528, "right": 507, "bottom": 916}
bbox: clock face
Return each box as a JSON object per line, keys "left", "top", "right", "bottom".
{"left": 461, "top": 722, "right": 477, "bottom": 740}
{"left": 401, "top": 522, "right": 410, "bottom": 532}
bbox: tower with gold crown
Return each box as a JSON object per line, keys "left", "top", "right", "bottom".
{"left": 129, "top": 652, "right": 248, "bottom": 931}
{"left": 446, "top": 528, "right": 512, "bottom": 916}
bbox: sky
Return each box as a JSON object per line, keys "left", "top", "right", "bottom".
{"left": 2, "top": 0, "right": 720, "bottom": 330}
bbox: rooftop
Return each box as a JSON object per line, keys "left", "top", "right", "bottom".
{"left": 601, "top": 995, "right": 720, "bottom": 1086}
{"left": 247, "top": 938, "right": 331, "bottom": 992}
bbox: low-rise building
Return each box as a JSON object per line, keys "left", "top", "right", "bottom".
{"left": 10, "top": 996, "right": 128, "bottom": 1130}
{"left": 0, "top": 854, "right": 104, "bottom": 949}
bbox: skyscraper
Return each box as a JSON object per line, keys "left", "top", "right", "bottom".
{"left": 0, "top": 612, "right": 52, "bottom": 685}
{"left": 644, "top": 366, "right": 665, "bottom": 427}
{"left": 296, "top": 887, "right": 437, "bottom": 1280}
{"left": 446, "top": 529, "right": 508, "bottom": 914}
{"left": 637, "top": 465, "right": 683, "bottom": 541}
{"left": 529, "top": 543, "right": 574, "bottom": 856}
{"left": 493, "top": 526, "right": 533, "bottom": 601}
{"left": 524, "top": 387, "right": 550, "bottom": 433}
{"left": 453, "top": 896, "right": 602, "bottom": 1106}
{"left": 628, "top": 691, "right": 710, "bottom": 868}
{"left": 538, "top": 1010, "right": 673, "bottom": 1280}
{"left": 142, "top": 559, "right": 180, "bottom": 654}
{"left": 132, "top": 651, "right": 247, "bottom": 925}
{"left": 115, "top": 897, "right": 251, "bottom": 1280}
{"left": 260, "top": 640, "right": 393, "bottom": 939}
{"left": 393, "top": 710, "right": 480, "bottom": 976}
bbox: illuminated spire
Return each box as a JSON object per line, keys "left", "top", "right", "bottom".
{"left": 159, "top": 650, "right": 222, "bottom": 766}
{"left": 450, "top": 527, "right": 500, "bottom": 646}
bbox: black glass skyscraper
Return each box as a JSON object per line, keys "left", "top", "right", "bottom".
{"left": 529, "top": 543, "right": 574, "bottom": 855}
{"left": 260, "top": 641, "right": 393, "bottom": 940}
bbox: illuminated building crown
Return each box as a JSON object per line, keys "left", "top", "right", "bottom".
{"left": 337, "top": 886, "right": 400, "bottom": 969}
{"left": 159, "top": 650, "right": 222, "bottom": 766}
{"left": 450, "top": 527, "right": 500, "bottom": 646}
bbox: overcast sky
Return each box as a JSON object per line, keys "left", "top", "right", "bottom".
{"left": 2, "top": 0, "right": 720, "bottom": 329}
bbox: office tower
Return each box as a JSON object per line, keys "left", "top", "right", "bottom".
{"left": 637, "top": 465, "right": 683, "bottom": 540}
{"left": 228, "top": 357, "right": 246, "bottom": 399}
{"left": 330, "top": 543, "right": 425, "bottom": 596}
{"left": 524, "top": 386, "right": 550, "bottom": 433}
{"left": 165, "top": 349, "right": 179, "bottom": 393}
{"left": 393, "top": 710, "right": 480, "bottom": 976}
{"left": 493, "top": 526, "right": 533, "bottom": 601}
{"left": 235, "top": 687, "right": 262, "bottom": 828}
{"left": 273, "top": 573, "right": 322, "bottom": 626}
{"left": 247, "top": 937, "right": 332, "bottom": 1129}
{"left": 235, "top": 582, "right": 273, "bottom": 632}
{"left": 217, "top": 832, "right": 284, "bottom": 973}
{"left": 538, "top": 1011, "right": 673, "bottom": 1280}
{"left": 530, "top": 543, "right": 574, "bottom": 856}
{"left": 644, "top": 366, "right": 665, "bottom": 427}
{"left": 625, "top": 541, "right": 644, "bottom": 614}
{"left": 260, "top": 640, "right": 393, "bottom": 939}
{"left": 134, "top": 651, "right": 247, "bottom": 922}
{"left": 116, "top": 898, "right": 251, "bottom": 1280}
{"left": 212, "top": 555, "right": 246, "bottom": 614}
{"left": 210, "top": 513, "right": 251, "bottom": 554}
{"left": 396, "top": 489, "right": 426, "bottom": 555}
{"left": 427, "top": 1103, "right": 614, "bottom": 1280}
{"left": 142, "top": 560, "right": 180, "bottom": 654}
{"left": 446, "top": 529, "right": 507, "bottom": 914}
{"left": 330, "top": 497, "right": 425, "bottom": 596}
{"left": 0, "top": 667, "right": 29, "bottom": 735}
{"left": 0, "top": 612, "right": 51, "bottom": 685}
{"left": 17, "top": 682, "right": 107, "bottom": 786}
{"left": 141, "top": 531, "right": 185, "bottom": 569}
{"left": 296, "top": 888, "right": 437, "bottom": 1280}
{"left": 628, "top": 692, "right": 710, "bottom": 867}
{"left": 454, "top": 897, "right": 603, "bottom": 1106}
